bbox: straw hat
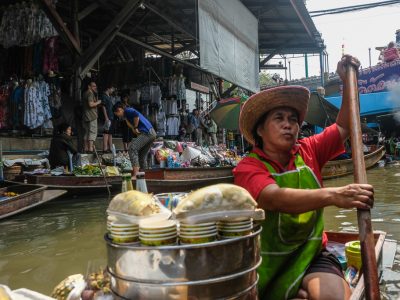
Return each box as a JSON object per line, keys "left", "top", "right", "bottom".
{"left": 239, "top": 85, "right": 310, "bottom": 145}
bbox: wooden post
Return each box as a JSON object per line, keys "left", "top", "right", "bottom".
{"left": 346, "top": 64, "right": 380, "bottom": 300}
{"left": 38, "top": 0, "right": 81, "bottom": 55}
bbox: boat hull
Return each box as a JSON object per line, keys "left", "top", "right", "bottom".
{"left": 322, "top": 146, "right": 385, "bottom": 180}
{"left": 15, "top": 175, "right": 122, "bottom": 195}
{"left": 134, "top": 176, "right": 234, "bottom": 193}
{"left": 325, "top": 231, "right": 386, "bottom": 300}
{"left": 0, "top": 181, "right": 66, "bottom": 220}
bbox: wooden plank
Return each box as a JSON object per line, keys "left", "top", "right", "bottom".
{"left": 38, "top": 0, "right": 81, "bottom": 55}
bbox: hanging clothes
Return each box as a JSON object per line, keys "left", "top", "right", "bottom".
{"left": 150, "top": 84, "right": 162, "bottom": 106}
{"left": 166, "top": 99, "right": 178, "bottom": 115}
{"left": 176, "top": 75, "right": 186, "bottom": 101}
{"left": 9, "top": 85, "right": 24, "bottom": 128}
{"left": 166, "top": 116, "right": 180, "bottom": 136}
{"left": 38, "top": 79, "right": 53, "bottom": 128}
{"left": 168, "top": 75, "right": 177, "bottom": 97}
{"left": 0, "top": 2, "right": 58, "bottom": 48}
{"left": 24, "top": 81, "right": 42, "bottom": 129}
{"left": 43, "top": 36, "right": 59, "bottom": 74}
{"left": 156, "top": 109, "right": 166, "bottom": 137}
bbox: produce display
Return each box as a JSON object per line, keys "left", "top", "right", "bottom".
{"left": 174, "top": 184, "right": 257, "bottom": 214}
{"left": 81, "top": 270, "right": 112, "bottom": 300}
{"left": 2, "top": 192, "right": 18, "bottom": 197}
{"left": 51, "top": 271, "right": 112, "bottom": 300}
{"left": 51, "top": 274, "right": 85, "bottom": 300}
{"left": 108, "top": 190, "right": 160, "bottom": 216}
{"left": 73, "top": 165, "right": 102, "bottom": 176}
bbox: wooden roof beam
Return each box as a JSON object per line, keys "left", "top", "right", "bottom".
{"left": 38, "top": 0, "right": 82, "bottom": 55}
{"left": 143, "top": 3, "right": 196, "bottom": 40}
{"left": 77, "top": 2, "right": 99, "bottom": 21}
{"left": 75, "top": 0, "right": 142, "bottom": 79}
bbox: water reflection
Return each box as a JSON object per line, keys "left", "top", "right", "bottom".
{"left": 324, "top": 163, "right": 400, "bottom": 299}
{"left": 1, "top": 165, "right": 400, "bottom": 296}
{"left": 0, "top": 196, "right": 109, "bottom": 294}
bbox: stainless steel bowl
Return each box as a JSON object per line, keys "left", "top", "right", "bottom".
{"left": 109, "top": 263, "right": 260, "bottom": 300}
{"left": 105, "top": 227, "right": 261, "bottom": 283}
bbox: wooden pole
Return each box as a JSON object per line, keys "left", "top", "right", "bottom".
{"left": 93, "top": 145, "right": 111, "bottom": 197}
{"left": 346, "top": 64, "right": 380, "bottom": 300}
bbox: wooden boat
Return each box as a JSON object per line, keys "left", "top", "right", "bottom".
{"left": 136, "top": 167, "right": 234, "bottom": 193}
{"left": 325, "top": 231, "right": 387, "bottom": 300}
{"left": 144, "top": 166, "right": 234, "bottom": 180}
{"left": 134, "top": 176, "right": 234, "bottom": 194}
{"left": 15, "top": 174, "right": 122, "bottom": 195}
{"left": 322, "top": 146, "right": 385, "bottom": 180}
{"left": 0, "top": 181, "right": 67, "bottom": 220}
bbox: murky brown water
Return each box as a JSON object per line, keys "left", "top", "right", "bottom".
{"left": 1, "top": 164, "right": 400, "bottom": 297}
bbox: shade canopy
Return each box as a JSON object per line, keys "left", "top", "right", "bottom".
{"left": 210, "top": 96, "right": 248, "bottom": 130}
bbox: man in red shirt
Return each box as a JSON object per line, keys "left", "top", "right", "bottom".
{"left": 234, "top": 55, "right": 374, "bottom": 300}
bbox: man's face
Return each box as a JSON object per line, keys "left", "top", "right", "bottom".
{"left": 257, "top": 107, "right": 299, "bottom": 152}
{"left": 89, "top": 83, "right": 97, "bottom": 93}
{"left": 114, "top": 107, "right": 124, "bottom": 118}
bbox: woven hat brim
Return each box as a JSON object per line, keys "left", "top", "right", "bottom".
{"left": 239, "top": 86, "right": 310, "bottom": 145}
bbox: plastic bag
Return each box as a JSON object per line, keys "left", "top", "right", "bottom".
{"left": 172, "top": 184, "right": 262, "bottom": 223}
{"left": 107, "top": 191, "right": 171, "bottom": 224}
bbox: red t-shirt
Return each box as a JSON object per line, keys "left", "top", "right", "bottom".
{"left": 233, "top": 124, "right": 345, "bottom": 246}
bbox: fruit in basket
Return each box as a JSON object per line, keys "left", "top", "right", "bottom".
{"left": 51, "top": 274, "right": 85, "bottom": 300}
{"left": 174, "top": 184, "right": 257, "bottom": 214}
{"left": 108, "top": 190, "right": 160, "bottom": 216}
{"left": 3, "top": 192, "right": 18, "bottom": 197}
{"left": 82, "top": 270, "right": 112, "bottom": 299}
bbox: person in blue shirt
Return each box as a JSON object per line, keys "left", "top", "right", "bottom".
{"left": 113, "top": 104, "right": 156, "bottom": 178}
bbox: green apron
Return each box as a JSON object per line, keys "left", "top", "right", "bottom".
{"left": 248, "top": 152, "right": 324, "bottom": 300}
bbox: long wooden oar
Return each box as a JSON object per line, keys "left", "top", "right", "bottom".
{"left": 93, "top": 145, "right": 111, "bottom": 197}
{"left": 346, "top": 63, "right": 380, "bottom": 299}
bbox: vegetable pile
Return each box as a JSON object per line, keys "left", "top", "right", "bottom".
{"left": 73, "top": 165, "right": 102, "bottom": 176}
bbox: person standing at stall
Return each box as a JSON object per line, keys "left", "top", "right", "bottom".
{"left": 113, "top": 104, "right": 156, "bottom": 178}
{"left": 82, "top": 81, "right": 101, "bottom": 153}
{"left": 233, "top": 56, "right": 374, "bottom": 300}
{"left": 101, "top": 85, "right": 115, "bottom": 152}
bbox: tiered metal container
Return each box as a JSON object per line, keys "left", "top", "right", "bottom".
{"left": 105, "top": 227, "right": 262, "bottom": 299}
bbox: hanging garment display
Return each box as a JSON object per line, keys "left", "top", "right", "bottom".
{"left": 166, "top": 116, "right": 180, "bottom": 136}
{"left": 168, "top": 75, "right": 177, "bottom": 97}
{"left": 43, "top": 36, "right": 59, "bottom": 73}
{"left": 23, "top": 80, "right": 52, "bottom": 129}
{"left": 38, "top": 79, "right": 53, "bottom": 128}
{"left": 47, "top": 76, "right": 62, "bottom": 118}
{"left": 176, "top": 75, "right": 186, "bottom": 101}
{"left": 150, "top": 84, "right": 162, "bottom": 106}
{"left": 9, "top": 84, "right": 24, "bottom": 128}
{"left": 166, "top": 99, "right": 178, "bottom": 115}
{"left": 156, "top": 109, "right": 166, "bottom": 137}
{"left": 0, "top": 2, "right": 58, "bottom": 48}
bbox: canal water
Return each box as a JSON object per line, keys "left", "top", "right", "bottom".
{"left": 1, "top": 164, "right": 400, "bottom": 297}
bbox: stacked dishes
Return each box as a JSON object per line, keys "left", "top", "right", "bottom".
{"left": 109, "top": 222, "right": 139, "bottom": 244}
{"left": 139, "top": 220, "right": 177, "bottom": 246}
{"left": 107, "top": 216, "right": 113, "bottom": 233}
{"left": 179, "top": 222, "right": 217, "bottom": 244}
{"left": 218, "top": 219, "right": 253, "bottom": 238}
